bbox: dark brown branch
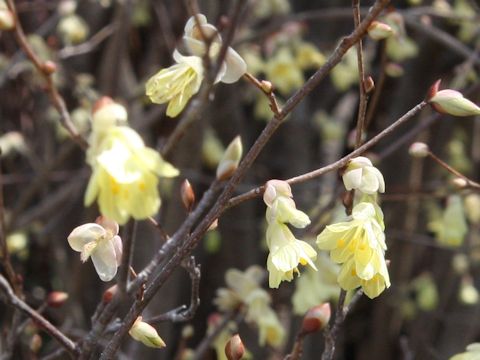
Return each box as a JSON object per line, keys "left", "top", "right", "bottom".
{"left": 0, "top": 275, "right": 78, "bottom": 358}
{"left": 6, "top": 0, "right": 88, "bottom": 149}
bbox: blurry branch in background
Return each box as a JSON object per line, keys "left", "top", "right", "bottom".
{"left": 5, "top": 0, "right": 88, "bottom": 149}
{"left": 0, "top": 275, "right": 79, "bottom": 358}
{"left": 58, "top": 24, "right": 115, "bottom": 59}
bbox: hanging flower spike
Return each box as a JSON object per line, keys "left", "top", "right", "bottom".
{"left": 317, "top": 202, "right": 390, "bottom": 298}
{"left": 342, "top": 156, "right": 385, "bottom": 194}
{"left": 266, "top": 223, "right": 317, "bottom": 288}
{"left": 67, "top": 216, "right": 122, "bottom": 281}
{"left": 183, "top": 14, "right": 247, "bottom": 83}
{"left": 85, "top": 126, "right": 179, "bottom": 224}
{"left": 146, "top": 50, "right": 204, "bottom": 118}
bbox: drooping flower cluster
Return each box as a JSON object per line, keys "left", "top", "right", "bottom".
{"left": 263, "top": 180, "right": 317, "bottom": 288}
{"left": 68, "top": 216, "right": 122, "bottom": 281}
{"left": 214, "top": 266, "right": 285, "bottom": 347}
{"left": 146, "top": 14, "right": 247, "bottom": 117}
{"left": 85, "top": 98, "right": 179, "bottom": 224}
{"left": 317, "top": 157, "right": 390, "bottom": 299}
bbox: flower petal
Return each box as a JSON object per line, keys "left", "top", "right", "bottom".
{"left": 68, "top": 223, "right": 106, "bottom": 252}
{"left": 91, "top": 240, "right": 118, "bottom": 282}
{"left": 220, "top": 48, "right": 247, "bottom": 84}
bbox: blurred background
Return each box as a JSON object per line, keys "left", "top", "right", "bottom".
{"left": 1, "top": 0, "right": 480, "bottom": 359}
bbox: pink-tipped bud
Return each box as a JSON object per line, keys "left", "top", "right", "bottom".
{"left": 181, "top": 179, "right": 195, "bottom": 212}
{"left": 301, "top": 303, "right": 331, "bottom": 334}
{"left": 103, "top": 284, "right": 118, "bottom": 304}
{"left": 225, "top": 334, "right": 245, "bottom": 360}
{"left": 47, "top": 291, "right": 69, "bottom": 308}
{"left": 42, "top": 61, "right": 57, "bottom": 75}
{"left": 426, "top": 79, "right": 442, "bottom": 102}
{"left": 367, "top": 21, "right": 394, "bottom": 40}
{"left": 408, "top": 142, "right": 429, "bottom": 158}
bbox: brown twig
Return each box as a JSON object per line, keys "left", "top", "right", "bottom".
{"left": 145, "top": 256, "right": 201, "bottom": 324}
{"left": 227, "top": 100, "right": 428, "bottom": 208}
{"left": 58, "top": 24, "right": 116, "bottom": 59}
{"left": 117, "top": 220, "right": 137, "bottom": 296}
{"left": 243, "top": 72, "right": 282, "bottom": 116}
{"left": 0, "top": 275, "right": 78, "bottom": 358}
{"left": 6, "top": 0, "right": 88, "bottom": 150}
{"left": 427, "top": 151, "right": 480, "bottom": 190}
{"left": 353, "top": 0, "right": 368, "bottom": 149}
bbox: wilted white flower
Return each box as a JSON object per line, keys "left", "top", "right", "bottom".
{"left": 67, "top": 217, "right": 122, "bottom": 281}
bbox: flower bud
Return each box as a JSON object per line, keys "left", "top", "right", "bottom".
{"left": 42, "top": 61, "right": 57, "bottom": 75}
{"left": 181, "top": 179, "right": 195, "bottom": 212}
{"left": 260, "top": 80, "right": 273, "bottom": 93}
{"left": 102, "top": 284, "right": 118, "bottom": 303}
{"left": 181, "top": 325, "right": 194, "bottom": 339}
{"left": 385, "top": 62, "right": 404, "bottom": 77}
{"left": 0, "top": 8, "right": 14, "bottom": 30}
{"left": 57, "top": 14, "right": 89, "bottom": 45}
{"left": 129, "top": 316, "right": 166, "bottom": 348}
{"left": 301, "top": 303, "right": 331, "bottom": 334}
{"left": 263, "top": 179, "right": 292, "bottom": 207}
{"left": 408, "top": 142, "right": 429, "bottom": 158}
{"left": 429, "top": 87, "right": 480, "bottom": 117}
{"left": 30, "top": 333, "right": 42, "bottom": 353}
{"left": 216, "top": 136, "right": 243, "bottom": 181}
{"left": 464, "top": 194, "right": 480, "bottom": 224}
{"left": 459, "top": 276, "right": 479, "bottom": 305}
{"left": 225, "top": 334, "right": 245, "bottom": 360}
{"left": 452, "top": 254, "right": 469, "bottom": 275}
{"left": 363, "top": 76, "right": 375, "bottom": 94}
{"left": 452, "top": 177, "right": 468, "bottom": 189}
{"left": 47, "top": 291, "right": 69, "bottom": 308}
{"left": 367, "top": 21, "right": 394, "bottom": 40}
{"left": 92, "top": 98, "right": 128, "bottom": 132}
{"left": 58, "top": 0, "right": 77, "bottom": 16}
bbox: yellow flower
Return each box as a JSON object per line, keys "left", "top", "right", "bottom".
{"left": 146, "top": 50, "right": 204, "bottom": 118}
{"left": 265, "top": 47, "right": 304, "bottom": 95}
{"left": 317, "top": 202, "right": 390, "bottom": 298}
{"left": 85, "top": 126, "right": 179, "bottom": 224}
{"left": 295, "top": 42, "right": 325, "bottom": 70}
{"left": 292, "top": 253, "right": 340, "bottom": 315}
{"left": 266, "top": 223, "right": 317, "bottom": 288}
{"left": 183, "top": 14, "right": 247, "bottom": 83}
{"left": 342, "top": 157, "right": 385, "bottom": 195}
{"left": 450, "top": 343, "right": 480, "bottom": 360}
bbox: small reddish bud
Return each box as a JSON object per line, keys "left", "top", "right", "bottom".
{"left": 225, "top": 334, "right": 245, "bottom": 360}
{"left": 102, "top": 284, "right": 118, "bottom": 303}
{"left": 92, "top": 96, "right": 114, "bottom": 114}
{"left": 47, "top": 291, "right": 69, "bottom": 308}
{"left": 301, "top": 303, "right": 331, "bottom": 334}
{"left": 363, "top": 76, "right": 375, "bottom": 94}
{"left": 181, "top": 179, "right": 195, "bottom": 212}
{"left": 426, "top": 79, "right": 441, "bottom": 102}
{"left": 42, "top": 61, "right": 57, "bottom": 75}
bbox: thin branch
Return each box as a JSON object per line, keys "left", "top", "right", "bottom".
{"left": 427, "top": 151, "right": 480, "bottom": 190}
{"left": 0, "top": 275, "right": 78, "bottom": 358}
{"left": 145, "top": 256, "right": 201, "bottom": 324}
{"left": 227, "top": 101, "right": 428, "bottom": 208}
{"left": 353, "top": 0, "right": 368, "bottom": 149}
{"left": 117, "top": 221, "right": 137, "bottom": 296}
{"left": 5, "top": 0, "right": 88, "bottom": 149}
{"left": 243, "top": 72, "right": 281, "bottom": 116}
{"left": 58, "top": 24, "right": 115, "bottom": 59}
